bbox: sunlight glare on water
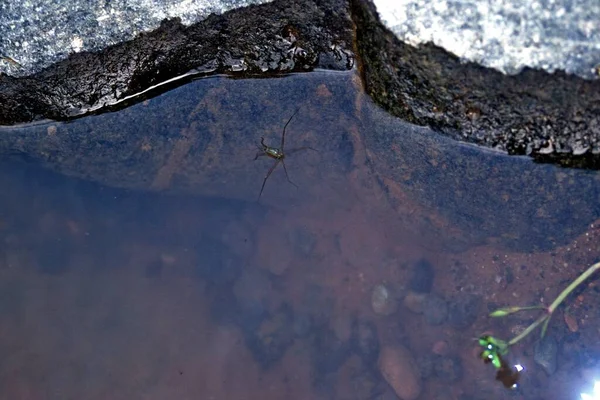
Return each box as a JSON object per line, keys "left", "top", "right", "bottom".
{"left": 582, "top": 381, "right": 600, "bottom": 400}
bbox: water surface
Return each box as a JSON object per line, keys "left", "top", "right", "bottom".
{"left": 0, "top": 72, "right": 599, "bottom": 399}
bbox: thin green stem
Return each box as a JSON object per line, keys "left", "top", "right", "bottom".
{"left": 510, "top": 305, "right": 547, "bottom": 312}
{"left": 505, "top": 261, "right": 600, "bottom": 347}
{"left": 548, "top": 262, "right": 600, "bottom": 313}
{"left": 489, "top": 305, "right": 546, "bottom": 318}
{"left": 540, "top": 314, "right": 552, "bottom": 338}
{"left": 507, "top": 314, "right": 548, "bottom": 346}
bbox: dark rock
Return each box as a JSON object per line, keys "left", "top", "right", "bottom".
{"left": 534, "top": 334, "right": 558, "bottom": 375}
{"left": 416, "top": 354, "right": 436, "bottom": 380}
{"left": 353, "top": 319, "right": 380, "bottom": 365}
{"left": 0, "top": 0, "right": 354, "bottom": 125}
{"left": 447, "top": 294, "right": 480, "bottom": 329}
{"left": 3, "top": 0, "right": 598, "bottom": 171}
{"left": 504, "top": 266, "right": 514, "bottom": 285}
{"left": 244, "top": 304, "right": 295, "bottom": 369}
{"left": 312, "top": 324, "right": 352, "bottom": 376}
{"left": 352, "top": 0, "right": 600, "bottom": 169}
{"left": 418, "top": 353, "right": 462, "bottom": 384}
{"left": 409, "top": 259, "right": 435, "bottom": 293}
{"left": 423, "top": 294, "right": 448, "bottom": 326}
{"left": 433, "top": 355, "right": 463, "bottom": 383}
{"left": 348, "top": 366, "right": 384, "bottom": 400}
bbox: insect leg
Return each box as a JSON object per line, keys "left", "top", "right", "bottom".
{"left": 281, "top": 160, "right": 298, "bottom": 188}
{"left": 254, "top": 151, "right": 267, "bottom": 160}
{"left": 258, "top": 159, "right": 281, "bottom": 200}
{"left": 285, "top": 146, "right": 318, "bottom": 156}
{"left": 280, "top": 107, "right": 301, "bottom": 151}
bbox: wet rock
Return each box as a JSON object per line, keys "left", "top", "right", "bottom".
{"left": 418, "top": 353, "right": 463, "bottom": 384}
{"left": 313, "top": 325, "right": 352, "bottom": 376}
{"left": 408, "top": 259, "right": 435, "bottom": 293}
{"left": 378, "top": 345, "right": 422, "bottom": 400}
{"left": 346, "top": 363, "right": 383, "bottom": 400}
{"left": 331, "top": 314, "right": 353, "bottom": 343}
{"left": 371, "top": 284, "right": 399, "bottom": 316}
{"left": 353, "top": 0, "right": 600, "bottom": 169}
{"left": 403, "top": 291, "right": 427, "bottom": 314}
{"left": 416, "top": 354, "right": 436, "bottom": 380}
{"left": 431, "top": 340, "right": 449, "bottom": 356}
{"left": 288, "top": 226, "right": 316, "bottom": 257}
{"left": 534, "top": 335, "right": 558, "bottom": 375}
{"left": 0, "top": 0, "right": 354, "bottom": 125}
{"left": 504, "top": 266, "right": 515, "bottom": 285}
{"left": 353, "top": 319, "right": 380, "bottom": 365}
{"left": 447, "top": 294, "right": 481, "bottom": 329}
{"left": 433, "top": 355, "right": 463, "bottom": 384}
{"left": 245, "top": 304, "right": 295, "bottom": 369}
{"left": 423, "top": 294, "right": 448, "bottom": 326}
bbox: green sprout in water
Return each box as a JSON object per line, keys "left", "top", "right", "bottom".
{"left": 477, "top": 261, "right": 600, "bottom": 388}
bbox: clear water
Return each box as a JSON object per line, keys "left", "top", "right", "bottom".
{"left": 0, "top": 71, "right": 598, "bottom": 399}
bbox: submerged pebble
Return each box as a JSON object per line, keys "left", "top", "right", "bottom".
{"left": 433, "top": 355, "right": 463, "bottom": 383}
{"left": 447, "top": 294, "right": 481, "bottom": 329}
{"left": 403, "top": 291, "right": 427, "bottom": 314}
{"left": 409, "top": 259, "right": 435, "bottom": 293}
{"left": 378, "top": 345, "right": 421, "bottom": 400}
{"left": 417, "top": 353, "right": 462, "bottom": 384}
{"left": 354, "top": 320, "right": 380, "bottom": 364}
{"left": 371, "top": 284, "right": 398, "bottom": 315}
{"left": 423, "top": 294, "right": 448, "bottom": 326}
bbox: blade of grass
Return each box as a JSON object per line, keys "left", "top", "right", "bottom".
{"left": 548, "top": 262, "right": 600, "bottom": 313}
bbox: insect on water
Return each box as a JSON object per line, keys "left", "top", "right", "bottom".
{"left": 254, "top": 108, "right": 316, "bottom": 200}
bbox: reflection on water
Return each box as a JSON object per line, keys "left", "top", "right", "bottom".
{"left": 0, "top": 73, "right": 599, "bottom": 400}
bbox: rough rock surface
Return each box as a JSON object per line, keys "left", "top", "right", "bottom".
{"left": 352, "top": 0, "right": 600, "bottom": 168}
{"left": 1, "top": 0, "right": 600, "bottom": 169}
{"left": 0, "top": 0, "right": 354, "bottom": 124}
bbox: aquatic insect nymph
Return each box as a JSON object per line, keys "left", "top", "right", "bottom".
{"left": 254, "top": 108, "right": 316, "bottom": 200}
